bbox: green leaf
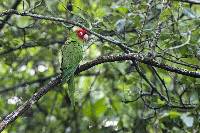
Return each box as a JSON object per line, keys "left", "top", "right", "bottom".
{"left": 168, "top": 111, "right": 181, "bottom": 119}
{"left": 93, "top": 98, "right": 107, "bottom": 117}
{"left": 157, "top": 98, "right": 166, "bottom": 106}
{"left": 25, "top": 0, "right": 30, "bottom": 7}
{"left": 180, "top": 113, "right": 194, "bottom": 127}
{"left": 159, "top": 8, "right": 171, "bottom": 21}
{"left": 183, "top": 9, "right": 196, "bottom": 18}
{"left": 116, "top": 6, "right": 129, "bottom": 14}
{"left": 16, "top": 16, "right": 33, "bottom": 28}
{"left": 83, "top": 98, "right": 107, "bottom": 118}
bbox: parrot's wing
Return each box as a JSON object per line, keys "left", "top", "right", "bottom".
{"left": 61, "top": 41, "right": 83, "bottom": 80}
{"left": 61, "top": 65, "right": 77, "bottom": 81}
{"left": 60, "top": 39, "right": 83, "bottom": 106}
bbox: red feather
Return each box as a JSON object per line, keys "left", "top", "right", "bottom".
{"left": 75, "top": 28, "right": 88, "bottom": 40}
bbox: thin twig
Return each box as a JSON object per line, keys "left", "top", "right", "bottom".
{"left": 0, "top": 0, "right": 22, "bottom": 30}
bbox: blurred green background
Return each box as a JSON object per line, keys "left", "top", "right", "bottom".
{"left": 0, "top": 0, "right": 200, "bottom": 132}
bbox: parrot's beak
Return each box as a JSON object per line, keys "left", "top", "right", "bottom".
{"left": 83, "top": 34, "right": 89, "bottom": 41}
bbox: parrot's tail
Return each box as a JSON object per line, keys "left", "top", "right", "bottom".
{"left": 67, "top": 75, "right": 75, "bottom": 106}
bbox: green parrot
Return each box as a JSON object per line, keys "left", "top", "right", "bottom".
{"left": 61, "top": 26, "right": 88, "bottom": 106}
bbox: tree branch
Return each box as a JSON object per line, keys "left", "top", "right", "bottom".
{"left": 0, "top": 40, "right": 64, "bottom": 56}
{"left": 0, "top": 75, "right": 61, "bottom": 132}
{"left": 0, "top": 0, "right": 22, "bottom": 31}
{"left": 0, "top": 9, "right": 132, "bottom": 52}
{"left": 0, "top": 75, "right": 54, "bottom": 94}
{"left": 1, "top": 9, "right": 198, "bottom": 72}
{"left": 0, "top": 72, "right": 99, "bottom": 94}
{"left": 0, "top": 53, "right": 200, "bottom": 131}
{"left": 178, "top": 0, "right": 200, "bottom": 4}
{"left": 76, "top": 53, "right": 200, "bottom": 78}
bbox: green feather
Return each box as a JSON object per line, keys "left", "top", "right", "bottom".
{"left": 67, "top": 75, "right": 75, "bottom": 106}
{"left": 61, "top": 33, "right": 83, "bottom": 106}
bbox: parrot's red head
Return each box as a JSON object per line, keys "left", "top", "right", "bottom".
{"left": 73, "top": 26, "right": 88, "bottom": 41}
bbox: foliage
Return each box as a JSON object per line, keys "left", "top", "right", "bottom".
{"left": 0, "top": 0, "right": 200, "bottom": 132}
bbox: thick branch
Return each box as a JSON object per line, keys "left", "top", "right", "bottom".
{"left": 0, "top": 53, "right": 200, "bottom": 131}
{"left": 76, "top": 53, "right": 200, "bottom": 78}
{"left": 0, "top": 75, "right": 61, "bottom": 132}
{"left": 0, "top": 72, "right": 99, "bottom": 94}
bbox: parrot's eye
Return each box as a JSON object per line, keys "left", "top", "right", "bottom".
{"left": 79, "top": 32, "right": 83, "bottom": 36}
